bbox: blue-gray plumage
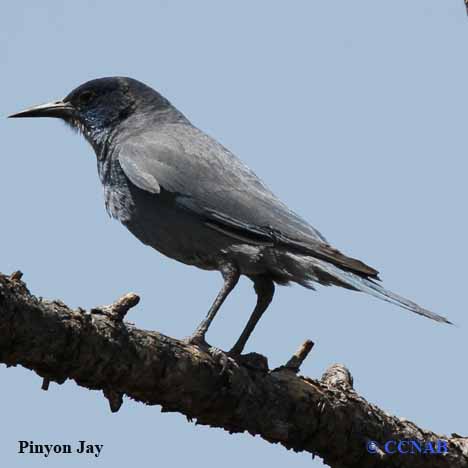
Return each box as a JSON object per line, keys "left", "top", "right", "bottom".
{"left": 9, "top": 77, "right": 452, "bottom": 354}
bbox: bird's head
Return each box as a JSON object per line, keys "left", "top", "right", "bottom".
{"left": 9, "top": 77, "right": 172, "bottom": 146}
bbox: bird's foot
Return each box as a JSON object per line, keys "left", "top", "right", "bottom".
{"left": 208, "top": 346, "right": 233, "bottom": 374}
{"left": 183, "top": 333, "right": 211, "bottom": 350}
{"left": 210, "top": 347, "right": 269, "bottom": 372}
{"left": 183, "top": 335, "right": 233, "bottom": 374}
{"left": 227, "top": 344, "right": 243, "bottom": 357}
{"left": 230, "top": 351, "right": 269, "bottom": 371}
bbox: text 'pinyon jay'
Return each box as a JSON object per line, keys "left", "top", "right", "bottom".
{"left": 9, "top": 77, "right": 451, "bottom": 355}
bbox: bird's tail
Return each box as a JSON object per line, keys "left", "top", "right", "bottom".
{"left": 283, "top": 253, "right": 452, "bottom": 324}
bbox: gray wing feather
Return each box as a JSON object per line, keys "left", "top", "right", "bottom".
{"left": 119, "top": 150, "right": 161, "bottom": 194}
{"left": 118, "top": 124, "right": 326, "bottom": 243}
{"left": 117, "top": 124, "right": 379, "bottom": 278}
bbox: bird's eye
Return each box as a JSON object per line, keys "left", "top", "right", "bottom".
{"left": 79, "top": 91, "right": 95, "bottom": 105}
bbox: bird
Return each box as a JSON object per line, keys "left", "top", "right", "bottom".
{"left": 9, "top": 77, "right": 451, "bottom": 355}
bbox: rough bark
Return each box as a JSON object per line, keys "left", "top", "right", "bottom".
{"left": 0, "top": 271, "right": 466, "bottom": 468}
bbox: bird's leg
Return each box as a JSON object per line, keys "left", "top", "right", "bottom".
{"left": 229, "top": 277, "right": 275, "bottom": 356}
{"left": 186, "top": 264, "right": 240, "bottom": 348}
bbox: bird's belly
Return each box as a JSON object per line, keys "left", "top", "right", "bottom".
{"left": 126, "top": 216, "right": 278, "bottom": 280}
{"left": 121, "top": 192, "right": 228, "bottom": 270}
{"left": 105, "top": 183, "right": 274, "bottom": 276}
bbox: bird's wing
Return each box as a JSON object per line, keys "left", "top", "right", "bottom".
{"left": 118, "top": 124, "right": 379, "bottom": 278}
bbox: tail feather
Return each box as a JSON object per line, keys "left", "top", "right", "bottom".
{"left": 303, "top": 256, "right": 453, "bottom": 325}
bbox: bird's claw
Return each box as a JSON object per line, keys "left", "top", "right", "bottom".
{"left": 183, "top": 334, "right": 211, "bottom": 349}
{"left": 183, "top": 336, "right": 235, "bottom": 374}
{"left": 207, "top": 346, "right": 234, "bottom": 375}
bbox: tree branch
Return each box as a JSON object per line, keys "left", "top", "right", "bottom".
{"left": 0, "top": 271, "right": 466, "bottom": 467}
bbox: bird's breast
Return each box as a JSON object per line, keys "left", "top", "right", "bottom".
{"left": 97, "top": 156, "right": 136, "bottom": 223}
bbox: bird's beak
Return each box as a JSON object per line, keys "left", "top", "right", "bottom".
{"left": 8, "top": 100, "right": 75, "bottom": 119}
